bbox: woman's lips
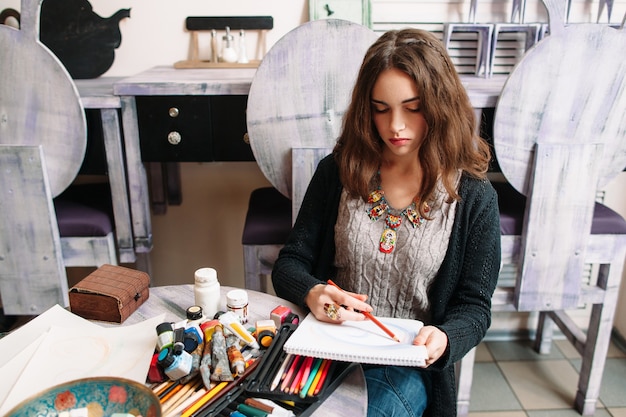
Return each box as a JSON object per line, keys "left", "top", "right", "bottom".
{"left": 389, "top": 138, "right": 410, "bottom": 146}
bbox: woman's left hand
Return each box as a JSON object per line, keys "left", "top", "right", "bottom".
{"left": 412, "top": 326, "right": 448, "bottom": 367}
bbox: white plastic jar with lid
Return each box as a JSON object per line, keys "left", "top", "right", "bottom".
{"left": 226, "top": 289, "right": 249, "bottom": 324}
{"left": 194, "top": 267, "right": 221, "bottom": 319}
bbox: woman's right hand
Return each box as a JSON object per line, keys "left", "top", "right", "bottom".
{"left": 304, "top": 283, "right": 373, "bottom": 323}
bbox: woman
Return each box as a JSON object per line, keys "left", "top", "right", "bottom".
{"left": 272, "top": 28, "right": 501, "bottom": 417}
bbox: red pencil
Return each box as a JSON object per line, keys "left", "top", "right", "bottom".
{"left": 289, "top": 356, "right": 313, "bottom": 394}
{"left": 298, "top": 356, "right": 316, "bottom": 391}
{"left": 327, "top": 279, "right": 400, "bottom": 342}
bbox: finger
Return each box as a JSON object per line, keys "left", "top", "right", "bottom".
{"left": 323, "top": 303, "right": 342, "bottom": 321}
{"left": 345, "top": 290, "right": 368, "bottom": 302}
{"left": 318, "top": 303, "right": 366, "bottom": 323}
{"left": 325, "top": 282, "right": 372, "bottom": 312}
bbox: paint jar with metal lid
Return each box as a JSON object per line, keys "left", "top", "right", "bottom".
{"left": 226, "top": 289, "right": 249, "bottom": 324}
{"left": 157, "top": 347, "right": 192, "bottom": 381}
{"left": 156, "top": 322, "right": 174, "bottom": 352}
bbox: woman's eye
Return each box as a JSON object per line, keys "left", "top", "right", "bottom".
{"left": 373, "top": 106, "right": 389, "bottom": 113}
{"left": 407, "top": 107, "right": 420, "bottom": 113}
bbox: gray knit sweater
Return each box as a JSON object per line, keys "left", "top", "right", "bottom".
{"left": 272, "top": 154, "right": 501, "bottom": 417}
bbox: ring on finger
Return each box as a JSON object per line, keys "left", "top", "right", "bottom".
{"left": 324, "top": 303, "right": 341, "bottom": 320}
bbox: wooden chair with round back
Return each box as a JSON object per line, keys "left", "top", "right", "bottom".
{"left": 0, "top": 0, "right": 118, "bottom": 315}
{"left": 242, "top": 19, "right": 378, "bottom": 293}
{"left": 456, "top": 1, "right": 626, "bottom": 415}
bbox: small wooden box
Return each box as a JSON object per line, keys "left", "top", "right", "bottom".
{"left": 69, "top": 264, "right": 150, "bottom": 323}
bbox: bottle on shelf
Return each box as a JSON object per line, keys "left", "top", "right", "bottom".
{"left": 221, "top": 26, "right": 237, "bottom": 63}
{"left": 237, "top": 29, "right": 249, "bottom": 64}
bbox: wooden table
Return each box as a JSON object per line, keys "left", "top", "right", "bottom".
{"left": 124, "top": 285, "right": 368, "bottom": 417}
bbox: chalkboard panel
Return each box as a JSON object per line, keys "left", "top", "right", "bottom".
{"left": 186, "top": 16, "right": 273, "bottom": 31}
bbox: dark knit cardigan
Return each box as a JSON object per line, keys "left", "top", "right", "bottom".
{"left": 272, "top": 155, "right": 501, "bottom": 417}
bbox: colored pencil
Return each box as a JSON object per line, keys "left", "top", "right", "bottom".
{"left": 271, "top": 353, "right": 294, "bottom": 391}
{"left": 180, "top": 381, "right": 228, "bottom": 417}
{"left": 307, "top": 359, "right": 328, "bottom": 397}
{"left": 152, "top": 380, "right": 171, "bottom": 396}
{"left": 300, "top": 357, "right": 323, "bottom": 398}
{"left": 313, "top": 359, "right": 332, "bottom": 395}
{"left": 162, "top": 378, "right": 202, "bottom": 415}
{"left": 157, "top": 380, "right": 179, "bottom": 399}
{"left": 288, "top": 356, "right": 311, "bottom": 394}
{"left": 297, "top": 355, "right": 315, "bottom": 391}
{"left": 164, "top": 387, "right": 207, "bottom": 417}
{"left": 160, "top": 382, "right": 183, "bottom": 403}
{"left": 280, "top": 354, "right": 302, "bottom": 392}
{"left": 327, "top": 279, "right": 400, "bottom": 342}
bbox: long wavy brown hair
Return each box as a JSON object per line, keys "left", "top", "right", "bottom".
{"left": 334, "top": 28, "right": 491, "bottom": 216}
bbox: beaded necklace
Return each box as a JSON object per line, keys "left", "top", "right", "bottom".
{"left": 367, "top": 187, "right": 429, "bottom": 253}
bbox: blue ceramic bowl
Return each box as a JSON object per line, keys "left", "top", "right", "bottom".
{"left": 5, "top": 376, "right": 161, "bottom": 417}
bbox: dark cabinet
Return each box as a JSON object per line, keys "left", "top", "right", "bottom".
{"left": 135, "top": 95, "right": 254, "bottom": 162}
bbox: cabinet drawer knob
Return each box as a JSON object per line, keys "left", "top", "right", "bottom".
{"left": 168, "top": 131, "right": 182, "bottom": 145}
{"left": 169, "top": 107, "right": 180, "bottom": 118}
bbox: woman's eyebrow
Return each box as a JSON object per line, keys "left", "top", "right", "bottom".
{"left": 370, "top": 96, "right": 420, "bottom": 104}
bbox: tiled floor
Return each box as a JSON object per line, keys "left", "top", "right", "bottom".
{"left": 469, "top": 338, "right": 626, "bottom": 417}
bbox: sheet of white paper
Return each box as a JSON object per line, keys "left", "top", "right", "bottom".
{"left": 0, "top": 333, "right": 45, "bottom": 408}
{"left": 0, "top": 305, "right": 102, "bottom": 409}
{"left": 0, "top": 304, "right": 99, "bottom": 368}
{"left": 0, "top": 314, "right": 164, "bottom": 415}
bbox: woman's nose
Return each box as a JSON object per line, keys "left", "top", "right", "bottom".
{"left": 390, "top": 112, "right": 406, "bottom": 134}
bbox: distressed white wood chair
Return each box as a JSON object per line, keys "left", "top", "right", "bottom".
{"left": 456, "top": 1, "right": 626, "bottom": 415}
{"left": 0, "top": 0, "right": 117, "bottom": 315}
{"left": 242, "top": 19, "right": 378, "bottom": 293}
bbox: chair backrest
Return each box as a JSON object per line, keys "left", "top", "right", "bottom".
{"left": 0, "top": 145, "right": 69, "bottom": 314}
{"left": 516, "top": 142, "right": 603, "bottom": 310}
{"left": 246, "top": 19, "right": 378, "bottom": 200}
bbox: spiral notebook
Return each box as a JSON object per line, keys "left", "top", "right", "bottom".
{"left": 283, "top": 312, "right": 428, "bottom": 366}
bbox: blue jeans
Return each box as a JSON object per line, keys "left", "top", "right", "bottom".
{"left": 364, "top": 365, "right": 431, "bottom": 417}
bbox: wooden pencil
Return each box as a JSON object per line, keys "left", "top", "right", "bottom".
{"left": 164, "top": 387, "right": 207, "bottom": 417}
{"left": 161, "top": 378, "right": 202, "bottom": 415}
{"left": 327, "top": 279, "right": 400, "bottom": 342}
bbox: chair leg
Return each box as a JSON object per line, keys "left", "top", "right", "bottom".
{"left": 243, "top": 244, "right": 283, "bottom": 293}
{"left": 575, "top": 263, "right": 622, "bottom": 415}
{"left": 456, "top": 346, "right": 476, "bottom": 417}
{"left": 534, "top": 311, "right": 555, "bottom": 354}
{"left": 243, "top": 245, "right": 267, "bottom": 293}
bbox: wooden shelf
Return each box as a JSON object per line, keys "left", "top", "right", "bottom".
{"left": 173, "top": 60, "right": 261, "bottom": 69}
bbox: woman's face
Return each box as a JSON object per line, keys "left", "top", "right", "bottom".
{"left": 371, "top": 68, "right": 428, "bottom": 161}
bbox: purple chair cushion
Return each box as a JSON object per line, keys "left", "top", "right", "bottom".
{"left": 53, "top": 183, "right": 114, "bottom": 237}
{"left": 242, "top": 187, "right": 292, "bottom": 245}
{"left": 493, "top": 181, "right": 626, "bottom": 236}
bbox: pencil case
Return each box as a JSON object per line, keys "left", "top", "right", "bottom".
{"left": 195, "top": 323, "right": 357, "bottom": 417}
